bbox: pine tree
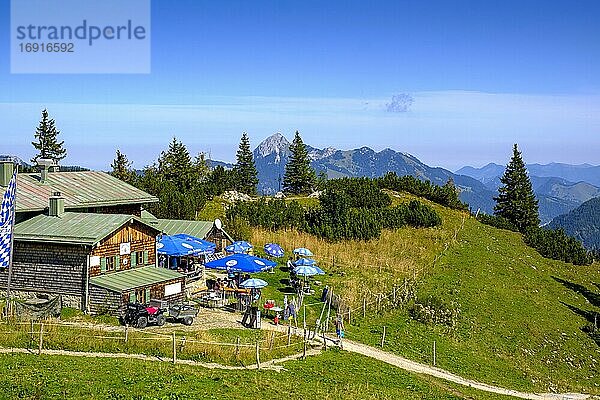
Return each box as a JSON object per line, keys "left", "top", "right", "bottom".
{"left": 233, "top": 132, "right": 258, "bottom": 195}
{"left": 494, "top": 144, "right": 540, "bottom": 232}
{"left": 110, "top": 149, "right": 135, "bottom": 184}
{"left": 283, "top": 131, "right": 316, "bottom": 195}
{"left": 157, "top": 137, "right": 195, "bottom": 190}
{"left": 31, "top": 109, "right": 67, "bottom": 163}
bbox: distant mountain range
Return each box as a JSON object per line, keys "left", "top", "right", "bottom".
{"left": 457, "top": 162, "right": 600, "bottom": 223}
{"left": 228, "top": 134, "right": 600, "bottom": 224}
{"left": 549, "top": 197, "right": 600, "bottom": 251}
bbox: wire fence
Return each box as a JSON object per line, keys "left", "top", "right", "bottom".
{"left": 0, "top": 319, "right": 313, "bottom": 368}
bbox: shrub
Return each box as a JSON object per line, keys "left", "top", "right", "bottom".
{"left": 523, "top": 227, "right": 593, "bottom": 266}
{"left": 376, "top": 172, "right": 468, "bottom": 211}
{"left": 477, "top": 213, "right": 519, "bottom": 232}
{"left": 408, "top": 296, "right": 460, "bottom": 329}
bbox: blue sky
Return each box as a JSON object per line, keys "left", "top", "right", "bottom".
{"left": 1, "top": 0, "right": 599, "bottom": 170}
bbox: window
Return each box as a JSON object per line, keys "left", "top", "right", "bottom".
{"left": 134, "top": 251, "right": 144, "bottom": 266}
{"left": 106, "top": 256, "right": 115, "bottom": 271}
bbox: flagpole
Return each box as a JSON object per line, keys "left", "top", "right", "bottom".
{"left": 5, "top": 165, "right": 17, "bottom": 318}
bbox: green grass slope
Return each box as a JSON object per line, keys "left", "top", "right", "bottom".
{"left": 346, "top": 200, "right": 600, "bottom": 394}
{"left": 0, "top": 351, "right": 513, "bottom": 400}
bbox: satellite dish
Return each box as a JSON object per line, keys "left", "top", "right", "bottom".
{"left": 214, "top": 218, "right": 222, "bottom": 229}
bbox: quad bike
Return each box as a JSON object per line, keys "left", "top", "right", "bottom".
{"left": 121, "top": 302, "right": 167, "bottom": 329}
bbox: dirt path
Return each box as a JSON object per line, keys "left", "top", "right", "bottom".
{"left": 0, "top": 346, "right": 321, "bottom": 371}
{"left": 260, "top": 323, "right": 590, "bottom": 400}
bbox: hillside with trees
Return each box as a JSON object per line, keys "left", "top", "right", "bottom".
{"left": 550, "top": 196, "right": 600, "bottom": 251}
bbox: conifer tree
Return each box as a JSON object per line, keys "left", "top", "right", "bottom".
{"left": 233, "top": 132, "right": 258, "bottom": 195}
{"left": 283, "top": 131, "right": 316, "bottom": 195}
{"left": 31, "top": 109, "right": 67, "bottom": 163}
{"left": 494, "top": 144, "right": 540, "bottom": 231}
{"left": 110, "top": 149, "right": 135, "bottom": 184}
{"left": 157, "top": 137, "right": 195, "bottom": 189}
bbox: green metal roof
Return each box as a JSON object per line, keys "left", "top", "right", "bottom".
{"left": 90, "top": 266, "right": 184, "bottom": 292}
{"left": 14, "top": 212, "right": 159, "bottom": 245}
{"left": 4, "top": 171, "right": 158, "bottom": 212}
{"left": 146, "top": 218, "right": 214, "bottom": 238}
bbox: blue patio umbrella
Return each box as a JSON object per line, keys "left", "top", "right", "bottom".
{"left": 312, "top": 265, "right": 326, "bottom": 275}
{"left": 240, "top": 278, "right": 269, "bottom": 289}
{"left": 204, "top": 253, "right": 276, "bottom": 273}
{"left": 293, "top": 247, "right": 314, "bottom": 257}
{"left": 157, "top": 235, "right": 207, "bottom": 257}
{"left": 264, "top": 243, "right": 284, "bottom": 258}
{"left": 226, "top": 241, "right": 253, "bottom": 254}
{"left": 294, "top": 257, "right": 317, "bottom": 267}
{"left": 172, "top": 233, "right": 216, "bottom": 254}
{"left": 293, "top": 265, "right": 319, "bottom": 276}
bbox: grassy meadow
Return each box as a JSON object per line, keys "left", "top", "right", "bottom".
{"left": 247, "top": 193, "right": 600, "bottom": 394}
{"left": 0, "top": 350, "right": 515, "bottom": 400}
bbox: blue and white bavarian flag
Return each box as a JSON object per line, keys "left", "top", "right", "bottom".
{"left": 0, "top": 170, "right": 17, "bottom": 269}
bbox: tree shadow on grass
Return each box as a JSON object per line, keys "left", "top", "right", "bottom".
{"left": 552, "top": 276, "right": 600, "bottom": 308}
{"left": 553, "top": 276, "right": 600, "bottom": 346}
{"left": 560, "top": 301, "right": 600, "bottom": 346}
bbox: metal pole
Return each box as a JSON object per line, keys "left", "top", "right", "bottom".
{"left": 433, "top": 340, "right": 436, "bottom": 366}
{"left": 5, "top": 167, "right": 17, "bottom": 317}
{"left": 381, "top": 326, "right": 386, "bottom": 347}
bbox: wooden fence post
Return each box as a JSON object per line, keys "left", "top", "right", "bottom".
{"left": 380, "top": 326, "right": 386, "bottom": 348}
{"left": 303, "top": 336, "right": 307, "bottom": 359}
{"left": 287, "top": 325, "right": 291, "bottom": 346}
{"left": 30, "top": 320, "right": 34, "bottom": 345}
{"left": 172, "top": 332, "right": 176, "bottom": 364}
{"left": 255, "top": 341, "right": 261, "bottom": 369}
{"left": 235, "top": 337, "right": 240, "bottom": 358}
{"left": 362, "top": 298, "right": 366, "bottom": 318}
{"left": 38, "top": 323, "right": 44, "bottom": 355}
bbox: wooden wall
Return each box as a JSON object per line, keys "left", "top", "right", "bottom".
{"left": 0, "top": 241, "right": 89, "bottom": 304}
{"left": 89, "top": 285, "right": 123, "bottom": 315}
{"left": 90, "top": 276, "right": 185, "bottom": 315}
{"left": 205, "top": 226, "right": 232, "bottom": 252}
{"left": 89, "top": 220, "right": 157, "bottom": 277}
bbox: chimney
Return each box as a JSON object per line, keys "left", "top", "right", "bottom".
{"left": 49, "top": 191, "right": 65, "bottom": 217}
{"left": 37, "top": 158, "right": 56, "bottom": 184}
{"left": 0, "top": 161, "right": 14, "bottom": 186}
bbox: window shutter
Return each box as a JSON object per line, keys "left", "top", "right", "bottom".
{"left": 143, "top": 251, "right": 149, "bottom": 265}
{"left": 115, "top": 255, "right": 120, "bottom": 270}
{"left": 145, "top": 288, "right": 151, "bottom": 303}
{"left": 129, "top": 292, "right": 136, "bottom": 303}
{"left": 100, "top": 257, "right": 106, "bottom": 273}
{"left": 131, "top": 252, "right": 137, "bottom": 267}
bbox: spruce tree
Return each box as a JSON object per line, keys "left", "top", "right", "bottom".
{"left": 157, "top": 137, "right": 195, "bottom": 190}
{"left": 110, "top": 149, "right": 135, "bottom": 184}
{"left": 283, "top": 131, "right": 316, "bottom": 195}
{"left": 233, "top": 132, "right": 258, "bottom": 195}
{"left": 31, "top": 109, "right": 67, "bottom": 164}
{"left": 494, "top": 144, "right": 540, "bottom": 231}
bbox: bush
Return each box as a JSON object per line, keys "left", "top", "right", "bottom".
{"left": 477, "top": 213, "right": 519, "bottom": 232}
{"left": 324, "top": 177, "right": 392, "bottom": 209}
{"left": 226, "top": 189, "right": 441, "bottom": 242}
{"left": 409, "top": 296, "right": 460, "bottom": 329}
{"left": 376, "top": 172, "right": 468, "bottom": 211}
{"left": 524, "top": 227, "right": 593, "bottom": 266}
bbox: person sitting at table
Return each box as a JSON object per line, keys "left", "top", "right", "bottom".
{"left": 213, "top": 279, "right": 221, "bottom": 292}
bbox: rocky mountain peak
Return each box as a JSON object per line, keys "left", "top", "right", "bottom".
{"left": 254, "top": 133, "right": 291, "bottom": 161}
